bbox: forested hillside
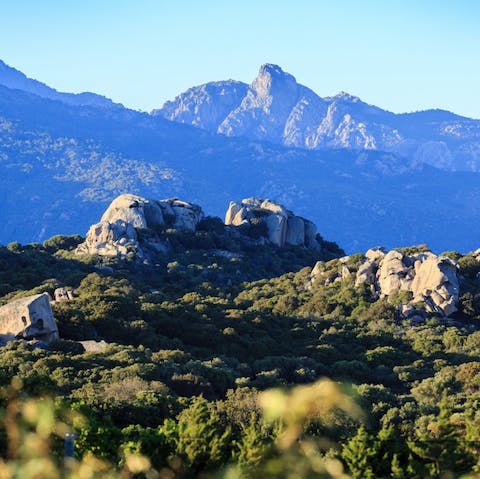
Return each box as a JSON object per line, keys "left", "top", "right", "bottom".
{"left": 1, "top": 216, "right": 480, "bottom": 477}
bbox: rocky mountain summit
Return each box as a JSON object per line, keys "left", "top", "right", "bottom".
{"left": 310, "top": 247, "right": 460, "bottom": 317}
{"left": 157, "top": 80, "right": 248, "bottom": 131}
{"left": 155, "top": 63, "right": 480, "bottom": 172}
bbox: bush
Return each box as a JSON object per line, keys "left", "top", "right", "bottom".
{"left": 42, "top": 234, "right": 83, "bottom": 252}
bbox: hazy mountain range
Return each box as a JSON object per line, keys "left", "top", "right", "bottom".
{"left": 155, "top": 63, "right": 480, "bottom": 172}
{"left": 1, "top": 59, "right": 480, "bottom": 253}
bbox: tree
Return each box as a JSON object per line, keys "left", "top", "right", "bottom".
{"left": 175, "top": 396, "right": 232, "bottom": 473}
{"left": 341, "top": 426, "right": 377, "bottom": 479}
{"left": 408, "top": 392, "right": 475, "bottom": 477}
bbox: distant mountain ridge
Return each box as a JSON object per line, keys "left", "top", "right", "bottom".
{"left": 2, "top": 58, "right": 480, "bottom": 254}
{"left": 0, "top": 59, "right": 120, "bottom": 108}
{"left": 154, "top": 63, "right": 480, "bottom": 172}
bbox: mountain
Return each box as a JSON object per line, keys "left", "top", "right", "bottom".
{"left": 154, "top": 63, "right": 480, "bottom": 172}
{"left": 2, "top": 60, "right": 480, "bottom": 253}
{"left": 0, "top": 59, "right": 119, "bottom": 108}
{"left": 158, "top": 80, "right": 249, "bottom": 131}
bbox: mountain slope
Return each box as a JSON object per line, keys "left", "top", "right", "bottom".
{"left": 0, "top": 59, "right": 119, "bottom": 108}
{"left": 154, "top": 64, "right": 480, "bottom": 172}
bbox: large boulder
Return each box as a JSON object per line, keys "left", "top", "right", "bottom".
{"left": 76, "top": 194, "right": 204, "bottom": 258}
{"left": 411, "top": 255, "right": 459, "bottom": 316}
{"left": 0, "top": 293, "right": 59, "bottom": 342}
{"left": 377, "top": 250, "right": 415, "bottom": 296}
{"left": 100, "top": 193, "right": 164, "bottom": 228}
{"left": 224, "top": 198, "right": 320, "bottom": 248}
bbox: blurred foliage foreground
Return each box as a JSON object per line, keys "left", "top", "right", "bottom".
{"left": 0, "top": 377, "right": 359, "bottom": 479}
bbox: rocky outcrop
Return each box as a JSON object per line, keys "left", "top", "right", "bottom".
{"left": 80, "top": 340, "right": 110, "bottom": 353}
{"left": 54, "top": 287, "right": 74, "bottom": 302}
{"left": 0, "top": 293, "right": 59, "bottom": 342}
{"left": 76, "top": 194, "right": 204, "bottom": 258}
{"left": 225, "top": 198, "right": 320, "bottom": 248}
{"left": 310, "top": 247, "right": 460, "bottom": 317}
{"left": 410, "top": 255, "right": 459, "bottom": 317}
{"left": 362, "top": 248, "right": 459, "bottom": 316}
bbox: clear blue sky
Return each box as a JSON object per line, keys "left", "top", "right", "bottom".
{"left": 1, "top": 0, "right": 479, "bottom": 117}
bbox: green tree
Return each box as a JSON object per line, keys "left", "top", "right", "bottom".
{"left": 408, "top": 392, "right": 475, "bottom": 477}
{"left": 341, "top": 426, "right": 377, "bottom": 478}
{"left": 175, "top": 396, "right": 232, "bottom": 473}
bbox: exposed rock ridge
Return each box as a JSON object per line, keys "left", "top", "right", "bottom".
{"left": 155, "top": 80, "right": 248, "bottom": 131}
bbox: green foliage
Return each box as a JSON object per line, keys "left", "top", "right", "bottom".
{"left": 1, "top": 231, "right": 480, "bottom": 476}
{"left": 408, "top": 392, "right": 476, "bottom": 477}
{"left": 395, "top": 244, "right": 430, "bottom": 256}
{"left": 175, "top": 396, "right": 233, "bottom": 472}
{"left": 458, "top": 255, "right": 480, "bottom": 279}
{"left": 42, "top": 234, "right": 83, "bottom": 253}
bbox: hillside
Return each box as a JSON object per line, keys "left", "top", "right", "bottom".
{"left": 1, "top": 195, "right": 480, "bottom": 477}
{"left": 0, "top": 59, "right": 119, "bottom": 108}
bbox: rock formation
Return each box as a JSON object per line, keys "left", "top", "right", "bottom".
{"left": 154, "top": 80, "right": 248, "bottom": 131}
{"left": 225, "top": 198, "right": 320, "bottom": 248}
{"left": 54, "top": 287, "right": 74, "bottom": 302}
{"left": 310, "top": 247, "right": 460, "bottom": 317}
{"left": 76, "top": 194, "right": 204, "bottom": 258}
{"left": 0, "top": 293, "right": 59, "bottom": 342}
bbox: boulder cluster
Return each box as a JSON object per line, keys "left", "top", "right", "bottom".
{"left": 225, "top": 198, "right": 319, "bottom": 248}
{"left": 76, "top": 194, "right": 204, "bottom": 258}
{"left": 311, "top": 247, "right": 460, "bottom": 317}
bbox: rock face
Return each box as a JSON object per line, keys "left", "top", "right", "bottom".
{"left": 76, "top": 194, "right": 204, "bottom": 258}
{"left": 410, "top": 256, "right": 459, "bottom": 317}
{"left": 310, "top": 247, "right": 460, "bottom": 317}
{"left": 154, "top": 63, "right": 480, "bottom": 173}
{"left": 154, "top": 80, "right": 248, "bottom": 131}
{"left": 0, "top": 293, "right": 59, "bottom": 342}
{"left": 225, "top": 198, "right": 319, "bottom": 248}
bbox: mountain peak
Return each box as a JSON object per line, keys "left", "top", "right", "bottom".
{"left": 255, "top": 63, "right": 296, "bottom": 82}
{"left": 331, "top": 91, "right": 362, "bottom": 103}
{"left": 252, "top": 64, "right": 298, "bottom": 99}
{"left": 258, "top": 63, "right": 288, "bottom": 76}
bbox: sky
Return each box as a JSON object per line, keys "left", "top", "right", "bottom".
{"left": 1, "top": 0, "right": 479, "bottom": 118}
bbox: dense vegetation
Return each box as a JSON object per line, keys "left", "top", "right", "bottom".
{"left": 1, "top": 224, "right": 480, "bottom": 478}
